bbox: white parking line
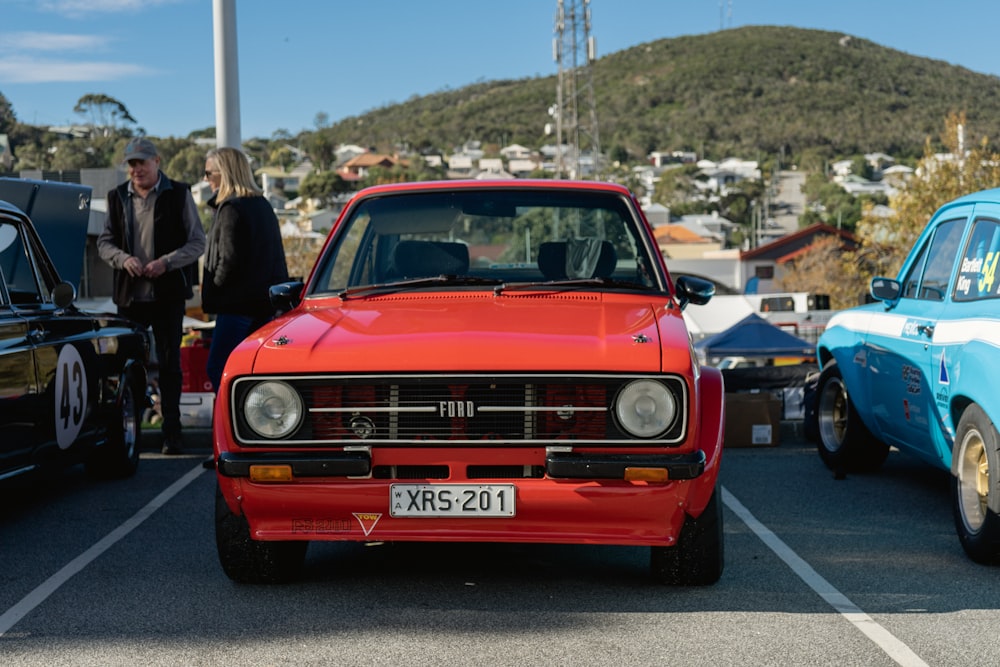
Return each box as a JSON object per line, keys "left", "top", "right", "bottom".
{"left": 722, "top": 486, "right": 929, "bottom": 667}
{"left": 0, "top": 462, "right": 207, "bottom": 637}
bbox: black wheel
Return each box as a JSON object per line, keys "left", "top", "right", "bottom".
{"left": 86, "top": 375, "right": 141, "bottom": 479}
{"left": 951, "top": 404, "right": 1000, "bottom": 564}
{"left": 215, "top": 484, "right": 307, "bottom": 583}
{"left": 815, "top": 361, "right": 888, "bottom": 473}
{"left": 650, "top": 484, "right": 723, "bottom": 585}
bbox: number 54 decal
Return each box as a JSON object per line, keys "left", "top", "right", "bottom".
{"left": 55, "top": 344, "right": 87, "bottom": 449}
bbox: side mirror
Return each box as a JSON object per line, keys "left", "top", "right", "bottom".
{"left": 870, "top": 277, "right": 902, "bottom": 307}
{"left": 674, "top": 275, "right": 715, "bottom": 311}
{"left": 52, "top": 281, "right": 76, "bottom": 309}
{"left": 269, "top": 281, "right": 304, "bottom": 313}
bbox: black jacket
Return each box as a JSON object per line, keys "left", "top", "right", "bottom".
{"left": 105, "top": 176, "right": 198, "bottom": 306}
{"left": 202, "top": 194, "right": 289, "bottom": 319}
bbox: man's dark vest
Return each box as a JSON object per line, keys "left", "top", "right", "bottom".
{"left": 107, "top": 174, "right": 196, "bottom": 306}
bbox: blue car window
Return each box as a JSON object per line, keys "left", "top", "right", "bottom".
{"left": 901, "top": 218, "right": 964, "bottom": 302}
{"left": 954, "top": 218, "right": 1000, "bottom": 301}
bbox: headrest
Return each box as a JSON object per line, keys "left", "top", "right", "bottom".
{"left": 538, "top": 240, "right": 616, "bottom": 280}
{"left": 390, "top": 240, "right": 470, "bottom": 278}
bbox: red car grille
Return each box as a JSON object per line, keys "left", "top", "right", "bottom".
{"left": 231, "top": 374, "right": 687, "bottom": 446}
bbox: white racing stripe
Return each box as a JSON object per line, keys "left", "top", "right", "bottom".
{"left": 722, "top": 486, "right": 929, "bottom": 667}
{"left": 0, "top": 462, "right": 207, "bottom": 637}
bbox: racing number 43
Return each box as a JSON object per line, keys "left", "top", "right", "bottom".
{"left": 55, "top": 344, "right": 88, "bottom": 449}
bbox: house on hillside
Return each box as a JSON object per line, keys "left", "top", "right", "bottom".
{"left": 508, "top": 157, "right": 540, "bottom": 177}
{"left": 677, "top": 212, "right": 736, "bottom": 242}
{"left": 739, "top": 223, "right": 858, "bottom": 293}
{"left": 654, "top": 224, "right": 723, "bottom": 259}
{"left": 500, "top": 144, "right": 533, "bottom": 160}
{"left": 337, "top": 153, "right": 398, "bottom": 180}
{"left": 446, "top": 154, "right": 475, "bottom": 178}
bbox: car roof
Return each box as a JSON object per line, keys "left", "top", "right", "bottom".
{"left": 947, "top": 187, "right": 1000, "bottom": 207}
{"left": 351, "top": 179, "right": 634, "bottom": 198}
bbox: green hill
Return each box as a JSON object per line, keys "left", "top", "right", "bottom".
{"left": 314, "top": 25, "right": 1000, "bottom": 163}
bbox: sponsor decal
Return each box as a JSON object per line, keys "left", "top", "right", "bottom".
{"left": 903, "top": 399, "right": 910, "bottom": 421}
{"left": 936, "top": 388, "right": 949, "bottom": 408}
{"left": 291, "top": 518, "right": 352, "bottom": 534}
{"left": 901, "top": 364, "right": 922, "bottom": 395}
{"left": 939, "top": 351, "right": 950, "bottom": 385}
{"left": 352, "top": 512, "right": 383, "bottom": 536}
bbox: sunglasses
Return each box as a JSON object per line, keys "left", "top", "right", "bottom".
{"left": 204, "top": 170, "right": 220, "bottom": 178}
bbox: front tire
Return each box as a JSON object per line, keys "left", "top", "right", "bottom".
{"left": 215, "top": 484, "right": 307, "bottom": 583}
{"left": 951, "top": 404, "right": 1000, "bottom": 564}
{"left": 86, "top": 375, "right": 141, "bottom": 479}
{"left": 815, "top": 361, "right": 888, "bottom": 472}
{"left": 650, "top": 484, "right": 724, "bottom": 585}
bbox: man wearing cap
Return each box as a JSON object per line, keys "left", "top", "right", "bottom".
{"left": 98, "top": 137, "right": 206, "bottom": 455}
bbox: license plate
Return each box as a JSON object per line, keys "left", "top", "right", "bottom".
{"left": 390, "top": 484, "right": 516, "bottom": 517}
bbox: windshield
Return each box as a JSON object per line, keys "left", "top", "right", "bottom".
{"left": 309, "top": 188, "right": 664, "bottom": 296}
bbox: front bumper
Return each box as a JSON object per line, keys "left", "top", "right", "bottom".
{"left": 216, "top": 449, "right": 706, "bottom": 481}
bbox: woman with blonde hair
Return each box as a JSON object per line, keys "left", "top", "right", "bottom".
{"left": 202, "top": 147, "right": 289, "bottom": 392}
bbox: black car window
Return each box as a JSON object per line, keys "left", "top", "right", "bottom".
{"left": 0, "top": 221, "right": 43, "bottom": 306}
{"left": 901, "top": 218, "right": 964, "bottom": 302}
{"left": 953, "top": 217, "right": 1000, "bottom": 301}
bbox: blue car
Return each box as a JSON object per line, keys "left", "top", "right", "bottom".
{"left": 814, "top": 187, "right": 1000, "bottom": 563}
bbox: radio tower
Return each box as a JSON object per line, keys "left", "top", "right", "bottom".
{"left": 552, "top": 0, "right": 600, "bottom": 179}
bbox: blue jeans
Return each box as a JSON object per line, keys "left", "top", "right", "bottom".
{"left": 206, "top": 314, "right": 261, "bottom": 393}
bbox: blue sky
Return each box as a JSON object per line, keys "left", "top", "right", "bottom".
{"left": 2, "top": 0, "right": 999, "bottom": 141}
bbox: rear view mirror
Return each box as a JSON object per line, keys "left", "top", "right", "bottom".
{"left": 870, "top": 277, "right": 902, "bottom": 306}
{"left": 675, "top": 275, "right": 715, "bottom": 310}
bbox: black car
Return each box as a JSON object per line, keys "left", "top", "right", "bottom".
{"left": 0, "top": 178, "right": 149, "bottom": 481}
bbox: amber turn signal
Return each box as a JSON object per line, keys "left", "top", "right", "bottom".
{"left": 249, "top": 465, "right": 293, "bottom": 482}
{"left": 623, "top": 467, "right": 669, "bottom": 482}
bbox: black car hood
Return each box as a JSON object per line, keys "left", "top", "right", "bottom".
{"left": 0, "top": 177, "right": 92, "bottom": 285}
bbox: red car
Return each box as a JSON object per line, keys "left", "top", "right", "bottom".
{"left": 212, "top": 180, "right": 723, "bottom": 584}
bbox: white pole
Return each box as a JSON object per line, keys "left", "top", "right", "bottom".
{"left": 213, "top": 0, "right": 241, "bottom": 148}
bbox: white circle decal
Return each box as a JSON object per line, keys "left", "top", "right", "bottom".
{"left": 55, "top": 344, "right": 88, "bottom": 449}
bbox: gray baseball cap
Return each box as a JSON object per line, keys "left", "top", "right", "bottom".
{"left": 124, "top": 137, "right": 158, "bottom": 161}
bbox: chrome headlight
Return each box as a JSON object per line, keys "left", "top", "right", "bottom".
{"left": 243, "top": 381, "right": 304, "bottom": 438}
{"left": 615, "top": 379, "right": 676, "bottom": 438}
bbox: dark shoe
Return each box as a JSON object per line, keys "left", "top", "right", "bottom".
{"left": 161, "top": 435, "right": 184, "bottom": 456}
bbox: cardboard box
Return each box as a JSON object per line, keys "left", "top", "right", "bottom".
{"left": 179, "top": 392, "right": 215, "bottom": 428}
{"left": 724, "top": 392, "right": 782, "bottom": 447}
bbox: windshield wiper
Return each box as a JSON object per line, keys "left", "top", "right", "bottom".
{"left": 338, "top": 275, "right": 503, "bottom": 300}
{"left": 494, "top": 277, "right": 644, "bottom": 296}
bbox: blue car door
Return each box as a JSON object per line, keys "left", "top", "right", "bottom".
{"left": 933, "top": 208, "right": 1000, "bottom": 453}
{"left": 868, "top": 210, "right": 969, "bottom": 464}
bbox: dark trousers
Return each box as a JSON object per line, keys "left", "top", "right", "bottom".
{"left": 120, "top": 299, "right": 186, "bottom": 438}
{"left": 206, "top": 313, "right": 262, "bottom": 393}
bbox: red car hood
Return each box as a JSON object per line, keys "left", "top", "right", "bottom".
{"left": 247, "top": 293, "right": 694, "bottom": 374}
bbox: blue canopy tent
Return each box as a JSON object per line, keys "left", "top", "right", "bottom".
{"left": 695, "top": 313, "right": 815, "bottom": 359}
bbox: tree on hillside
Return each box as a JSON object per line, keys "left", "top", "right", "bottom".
{"left": 0, "top": 91, "right": 16, "bottom": 135}
{"left": 847, "top": 111, "right": 1000, "bottom": 286}
{"left": 73, "top": 93, "right": 137, "bottom": 136}
{"left": 166, "top": 144, "right": 211, "bottom": 185}
{"left": 775, "top": 236, "right": 859, "bottom": 309}
{"left": 780, "top": 111, "right": 1000, "bottom": 308}
{"left": 299, "top": 170, "right": 351, "bottom": 207}
{"left": 301, "top": 130, "right": 336, "bottom": 171}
